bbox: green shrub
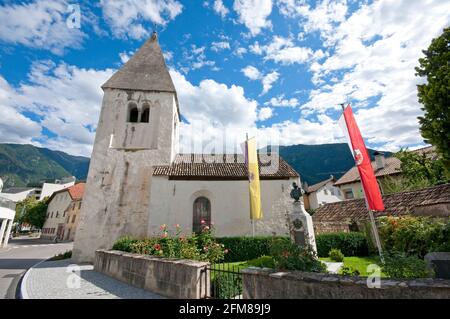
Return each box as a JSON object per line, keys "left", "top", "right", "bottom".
{"left": 246, "top": 255, "right": 275, "bottom": 268}
{"left": 112, "top": 236, "right": 138, "bottom": 252}
{"left": 340, "top": 266, "right": 360, "bottom": 276}
{"left": 112, "top": 224, "right": 226, "bottom": 263}
{"left": 378, "top": 216, "right": 450, "bottom": 258}
{"left": 211, "top": 272, "right": 242, "bottom": 299}
{"left": 216, "top": 236, "right": 289, "bottom": 262}
{"left": 270, "top": 238, "right": 327, "bottom": 272}
{"left": 328, "top": 248, "right": 344, "bottom": 262}
{"left": 381, "top": 252, "right": 431, "bottom": 279}
{"left": 316, "top": 232, "right": 369, "bottom": 257}
{"left": 50, "top": 250, "right": 72, "bottom": 261}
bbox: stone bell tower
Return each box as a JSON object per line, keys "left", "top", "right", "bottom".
{"left": 72, "top": 32, "right": 180, "bottom": 262}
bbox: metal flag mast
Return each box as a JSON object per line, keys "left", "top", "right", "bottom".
{"left": 340, "top": 103, "right": 384, "bottom": 263}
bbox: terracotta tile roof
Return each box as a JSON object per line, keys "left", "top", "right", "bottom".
{"left": 48, "top": 182, "right": 85, "bottom": 202}
{"left": 312, "top": 183, "right": 450, "bottom": 222}
{"left": 67, "top": 182, "right": 85, "bottom": 200}
{"left": 306, "top": 176, "right": 336, "bottom": 193}
{"left": 153, "top": 154, "right": 299, "bottom": 180}
{"left": 335, "top": 156, "right": 402, "bottom": 186}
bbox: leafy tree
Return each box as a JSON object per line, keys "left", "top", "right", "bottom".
{"left": 415, "top": 27, "right": 450, "bottom": 176}
{"left": 15, "top": 197, "right": 49, "bottom": 229}
{"left": 382, "top": 148, "right": 449, "bottom": 194}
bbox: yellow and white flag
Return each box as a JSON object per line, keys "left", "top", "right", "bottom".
{"left": 244, "top": 137, "right": 263, "bottom": 220}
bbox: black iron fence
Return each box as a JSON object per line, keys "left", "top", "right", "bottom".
{"left": 201, "top": 263, "right": 243, "bottom": 299}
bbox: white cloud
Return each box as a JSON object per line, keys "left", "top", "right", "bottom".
{"left": 233, "top": 0, "right": 273, "bottom": 36}
{"left": 0, "top": 62, "right": 114, "bottom": 156}
{"left": 266, "top": 96, "right": 299, "bottom": 107}
{"left": 0, "top": 0, "right": 86, "bottom": 55}
{"left": 100, "top": 0, "right": 183, "bottom": 39}
{"left": 241, "top": 66, "right": 279, "bottom": 95}
{"left": 300, "top": 0, "right": 450, "bottom": 150}
{"left": 241, "top": 65, "right": 261, "bottom": 80}
{"left": 211, "top": 41, "right": 231, "bottom": 52}
{"left": 0, "top": 77, "right": 42, "bottom": 144}
{"left": 261, "top": 71, "right": 279, "bottom": 95}
{"left": 250, "top": 36, "right": 315, "bottom": 65}
{"left": 213, "top": 0, "right": 229, "bottom": 18}
{"left": 234, "top": 47, "right": 248, "bottom": 57}
{"left": 258, "top": 107, "right": 273, "bottom": 121}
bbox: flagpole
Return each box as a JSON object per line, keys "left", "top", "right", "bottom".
{"left": 340, "top": 103, "right": 384, "bottom": 263}
{"left": 369, "top": 210, "right": 384, "bottom": 263}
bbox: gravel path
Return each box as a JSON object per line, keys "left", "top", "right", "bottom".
{"left": 23, "top": 259, "right": 166, "bottom": 299}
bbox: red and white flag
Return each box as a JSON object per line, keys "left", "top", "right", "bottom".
{"left": 338, "top": 104, "right": 385, "bottom": 211}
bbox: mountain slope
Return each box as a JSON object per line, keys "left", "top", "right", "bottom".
{"left": 0, "top": 144, "right": 89, "bottom": 188}
{"left": 0, "top": 143, "right": 391, "bottom": 189}
{"left": 276, "top": 143, "right": 392, "bottom": 185}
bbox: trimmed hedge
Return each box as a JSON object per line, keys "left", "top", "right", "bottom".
{"left": 316, "top": 232, "right": 369, "bottom": 257}
{"left": 217, "top": 232, "right": 369, "bottom": 261}
{"left": 216, "top": 236, "right": 289, "bottom": 262}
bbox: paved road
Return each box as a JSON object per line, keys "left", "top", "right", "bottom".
{"left": 0, "top": 237, "right": 73, "bottom": 299}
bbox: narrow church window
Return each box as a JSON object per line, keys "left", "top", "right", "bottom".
{"left": 128, "top": 104, "right": 139, "bottom": 123}
{"left": 193, "top": 197, "right": 211, "bottom": 234}
{"left": 141, "top": 106, "right": 150, "bottom": 123}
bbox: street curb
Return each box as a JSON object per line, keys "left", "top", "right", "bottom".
{"left": 20, "top": 257, "right": 52, "bottom": 299}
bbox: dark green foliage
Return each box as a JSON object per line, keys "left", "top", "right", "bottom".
{"left": 50, "top": 250, "right": 72, "bottom": 261}
{"left": 381, "top": 149, "right": 450, "bottom": 195}
{"left": 328, "top": 248, "right": 344, "bottom": 262}
{"left": 378, "top": 216, "right": 450, "bottom": 258}
{"left": 415, "top": 27, "right": 450, "bottom": 177}
{"left": 316, "top": 232, "right": 369, "bottom": 257}
{"left": 340, "top": 266, "right": 360, "bottom": 276}
{"left": 211, "top": 272, "right": 242, "bottom": 299}
{"left": 382, "top": 252, "right": 430, "bottom": 279}
{"left": 269, "top": 238, "right": 326, "bottom": 272}
{"left": 246, "top": 255, "right": 276, "bottom": 268}
{"left": 112, "top": 236, "right": 138, "bottom": 252}
{"left": 216, "top": 236, "right": 289, "bottom": 262}
{"left": 15, "top": 197, "right": 48, "bottom": 229}
{"left": 0, "top": 143, "right": 89, "bottom": 188}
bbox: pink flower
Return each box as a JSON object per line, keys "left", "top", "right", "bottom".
{"left": 160, "top": 224, "right": 167, "bottom": 231}
{"left": 224, "top": 249, "right": 229, "bottom": 254}
{"left": 175, "top": 224, "right": 180, "bottom": 228}
{"left": 161, "top": 232, "right": 168, "bottom": 238}
{"left": 154, "top": 244, "right": 161, "bottom": 250}
{"left": 203, "top": 226, "right": 210, "bottom": 231}
{"left": 200, "top": 219, "right": 206, "bottom": 224}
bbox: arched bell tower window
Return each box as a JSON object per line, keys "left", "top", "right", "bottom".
{"left": 193, "top": 197, "right": 211, "bottom": 234}
{"left": 141, "top": 105, "right": 150, "bottom": 123}
{"left": 128, "top": 103, "right": 139, "bottom": 123}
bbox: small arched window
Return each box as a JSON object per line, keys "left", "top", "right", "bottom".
{"left": 193, "top": 197, "right": 211, "bottom": 234}
{"left": 128, "top": 104, "right": 139, "bottom": 123}
{"left": 141, "top": 106, "right": 150, "bottom": 123}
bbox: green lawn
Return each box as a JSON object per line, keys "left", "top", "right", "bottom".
{"left": 320, "top": 256, "right": 387, "bottom": 277}
{"left": 214, "top": 256, "right": 387, "bottom": 277}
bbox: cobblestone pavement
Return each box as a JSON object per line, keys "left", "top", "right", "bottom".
{"left": 23, "top": 259, "right": 166, "bottom": 299}
{"left": 0, "top": 238, "right": 73, "bottom": 299}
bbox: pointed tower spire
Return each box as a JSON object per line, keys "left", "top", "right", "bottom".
{"left": 102, "top": 32, "right": 176, "bottom": 94}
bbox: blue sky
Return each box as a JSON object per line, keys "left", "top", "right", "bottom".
{"left": 0, "top": 0, "right": 449, "bottom": 156}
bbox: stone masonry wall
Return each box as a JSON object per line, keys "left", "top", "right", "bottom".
{"left": 242, "top": 267, "right": 450, "bottom": 299}
{"left": 94, "top": 250, "right": 209, "bottom": 299}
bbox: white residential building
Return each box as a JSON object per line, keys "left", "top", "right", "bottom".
{"left": 304, "top": 176, "right": 343, "bottom": 210}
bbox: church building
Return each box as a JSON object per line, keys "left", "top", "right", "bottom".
{"left": 72, "top": 33, "right": 300, "bottom": 263}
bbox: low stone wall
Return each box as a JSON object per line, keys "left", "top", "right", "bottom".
{"left": 242, "top": 267, "right": 450, "bottom": 299}
{"left": 94, "top": 250, "right": 209, "bottom": 299}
